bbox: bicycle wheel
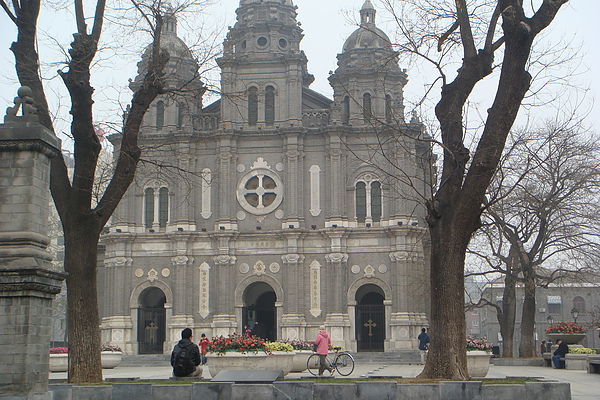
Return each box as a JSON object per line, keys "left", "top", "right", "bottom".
{"left": 334, "top": 352, "right": 355, "bottom": 376}
{"left": 307, "top": 354, "right": 320, "bottom": 376}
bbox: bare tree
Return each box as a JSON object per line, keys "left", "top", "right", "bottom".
{"left": 377, "top": 0, "right": 570, "bottom": 379}
{"left": 0, "top": 0, "right": 190, "bottom": 382}
{"left": 470, "top": 120, "right": 600, "bottom": 357}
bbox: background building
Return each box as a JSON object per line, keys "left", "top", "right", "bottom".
{"left": 98, "top": 0, "right": 432, "bottom": 355}
{"left": 480, "top": 277, "right": 600, "bottom": 356}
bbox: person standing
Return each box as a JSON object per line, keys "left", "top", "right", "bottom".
{"left": 552, "top": 338, "right": 569, "bottom": 369}
{"left": 417, "top": 328, "right": 430, "bottom": 364}
{"left": 199, "top": 333, "right": 210, "bottom": 366}
{"left": 171, "top": 328, "right": 202, "bottom": 377}
{"left": 314, "top": 325, "right": 334, "bottom": 376}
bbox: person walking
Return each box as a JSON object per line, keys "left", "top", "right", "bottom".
{"left": 417, "top": 328, "right": 430, "bottom": 364}
{"left": 314, "top": 325, "right": 334, "bottom": 376}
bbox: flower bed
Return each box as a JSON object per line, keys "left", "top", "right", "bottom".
{"left": 546, "top": 322, "right": 587, "bottom": 335}
{"left": 466, "top": 336, "right": 491, "bottom": 352}
{"left": 206, "top": 334, "right": 268, "bottom": 355}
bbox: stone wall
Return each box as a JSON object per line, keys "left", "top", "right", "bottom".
{"left": 48, "top": 380, "right": 571, "bottom": 400}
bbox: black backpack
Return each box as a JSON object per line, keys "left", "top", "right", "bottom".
{"left": 173, "top": 343, "right": 193, "bottom": 377}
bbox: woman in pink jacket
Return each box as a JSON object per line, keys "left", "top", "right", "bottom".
{"left": 314, "top": 325, "right": 333, "bottom": 376}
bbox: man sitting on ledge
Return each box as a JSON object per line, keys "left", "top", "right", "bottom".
{"left": 552, "top": 338, "right": 569, "bottom": 369}
{"left": 171, "top": 328, "right": 202, "bottom": 377}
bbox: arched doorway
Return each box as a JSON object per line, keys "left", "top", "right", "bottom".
{"left": 137, "top": 287, "right": 166, "bottom": 354}
{"left": 355, "top": 284, "right": 385, "bottom": 352}
{"left": 242, "top": 282, "right": 276, "bottom": 341}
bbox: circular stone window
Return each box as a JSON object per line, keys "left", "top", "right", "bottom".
{"left": 236, "top": 169, "right": 283, "bottom": 215}
{"left": 257, "top": 36, "right": 268, "bottom": 47}
{"left": 278, "top": 38, "right": 288, "bottom": 48}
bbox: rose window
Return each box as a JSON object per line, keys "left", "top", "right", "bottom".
{"left": 237, "top": 169, "right": 283, "bottom": 215}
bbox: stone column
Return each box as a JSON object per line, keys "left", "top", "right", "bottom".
{"left": 0, "top": 87, "right": 65, "bottom": 399}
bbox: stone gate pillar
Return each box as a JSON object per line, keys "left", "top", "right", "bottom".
{"left": 0, "top": 87, "right": 65, "bottom": 399}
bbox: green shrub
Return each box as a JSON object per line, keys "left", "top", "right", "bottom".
{"left": 264, "top": 342, "right": 294, "bottom": 352}
{"left": 569, "top": 347, "right": 596, "bottom": 354}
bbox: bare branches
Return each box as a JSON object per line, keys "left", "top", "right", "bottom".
{"left": 0, "top": 0, "right": 17, "bottom": 24}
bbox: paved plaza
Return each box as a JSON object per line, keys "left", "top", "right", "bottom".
{"left": 50, "top": 362, "right": 599, "bottom": 399}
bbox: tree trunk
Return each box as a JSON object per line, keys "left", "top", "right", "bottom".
{"left": 418, "top": 217, "right": 470, "bottom": 380}
{"left": 64, "top": 216, "right": 102, "bottom": 382}
{"left": 518, "top": 268, "right": 537, "bottom": 357}
{"left": 499, "top": 270, "right": 517, "bottom": 358}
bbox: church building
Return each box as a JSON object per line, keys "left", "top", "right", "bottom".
{"left": 99, "top": 0, "right": 432, "bottom": 355}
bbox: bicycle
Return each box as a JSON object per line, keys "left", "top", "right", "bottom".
{"left": 306, "top": 346, "right": 355, "bottom": 376}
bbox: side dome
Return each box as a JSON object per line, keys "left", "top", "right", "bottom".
{"left": 342, "top": 1, "right": 391, "bottom": 53}
{"left": 240, "top": 0, "right": 293, "bottom": 5}
{"left": 342, "top": 26, "right": 392, "bottom": 52}
{"left": 130, "top": 14, "right": 199, "bottom": 91}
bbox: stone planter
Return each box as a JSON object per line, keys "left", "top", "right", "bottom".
{"left": 206, "top": 351, "right": 296, "bottom": 377}
{"left": 466, "top": 350, "right": 491, "bottom": 378}
{"left": 565, "top": 353, "right": 589, "bottom": 370}
{"left": 49, "top": 353, "right": 68, "bottom": 372}
{"left": 101, "top": 351, "right": 123, "bottom": 369}
{"left": 546, "top": 333, "right": 586, "bottom": 345}
{"left": 291, "top": 350, "right": 313, "bottom": 372}
{"left": 49, "top": 351, "right": 123, "bottom": 372}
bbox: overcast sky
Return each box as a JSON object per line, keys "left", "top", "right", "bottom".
{"left": 0, "top": 0, "right": 597, "bottom": 148}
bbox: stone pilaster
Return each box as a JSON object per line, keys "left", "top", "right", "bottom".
{"left": 0, "top": 87, "right": 65, "bottom": 398}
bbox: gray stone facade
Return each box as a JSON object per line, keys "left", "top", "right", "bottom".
{"left": 99, "top": 1, "right": 431, "bottom": 355}
{"left": 0, "top": 87, "right": 65, "bottom": 398}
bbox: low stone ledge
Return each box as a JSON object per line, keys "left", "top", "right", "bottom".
{"left": 492, "top": 358, "right": 545, "bottom": 367}
{"left": 47, "top": 380, "right": 571, "bottom": 400}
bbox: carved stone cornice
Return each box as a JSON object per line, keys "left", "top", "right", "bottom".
{"left": 325, "top": 252, "right": 348, "bottom": 263}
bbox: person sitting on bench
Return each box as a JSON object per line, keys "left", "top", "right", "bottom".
{"left": 552, "top": 338, "right": 569, "bottom": 369}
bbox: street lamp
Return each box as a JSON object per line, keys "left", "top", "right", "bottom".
{"left": 571, "top": 308, "right": 579, "bottom": 324}
{"left": 547, "top": 314, "right": 554, "bottom": 325}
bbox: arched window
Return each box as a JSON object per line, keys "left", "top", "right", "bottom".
{"left": 159, "top": 187, "right": 169, "bottom": 228}
{"left": 362, "top": 93, "right": 372, "bottom": 123}
{"left": 156, "top": 101, "right": 165, "bottom": 130}
{"left": 177, "top": 103, "right": 184, "bottom": 129}
{"left": 371, "top": 181, "right": 381, "bottom": 222}
{"left": 248, "top": 87, "right": 258, "bottom": 126}
{"left": 144, "top": 183, "right": 170, "bottom": 230}
{"left": 144, "top": 188, "right": 154, "bottom": 228}
{"left": 573, "top": 296, "right": 586, "bottom": 314}
{"left": 265, "top": 86, "right": 275, "bottom": 126}
{"left": 385, "top": 95, "right": 393, "bottom": 123}
{"left": 342, "top": 96, "right": 350, "bottom": 125}
{"left": 356, "top": 182, "right": 367, "bottom": 223}
{"left": 355, "top": 176, "right": 383, "bottom": 224}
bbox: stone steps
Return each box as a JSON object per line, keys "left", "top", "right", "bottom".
{"left": 120, "top": 354, "right": 170, "bottom": 367}
{"left": 352, "top": 350, "right": 421, "bottom": 365}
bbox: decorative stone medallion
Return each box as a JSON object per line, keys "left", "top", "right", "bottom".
{"left": 378, "top": 264, "right": 388, "bottom": 274}
{"left": 239, "top": 263, "right": 250, "bottom": 274}
{"left": 269, "top": 262, "right": 281, "bottom": 273}
{"left": 161, "top": 268, "right": 171, "bottom": 277}
{"left": 237, "top": 211, "right": 246, "bottom": 220}
{"left": 351, "top": 265, "right": 360, "bottom": 274}
{"left": 134, "top": 268, "right": 144, "bottom": 278}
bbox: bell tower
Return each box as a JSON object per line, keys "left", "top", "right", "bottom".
{"left": 329, "top": 1, "right": 407, "bottom": 126}
{"left": 218, "top": 0, "right": 314, "bottom": 129}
